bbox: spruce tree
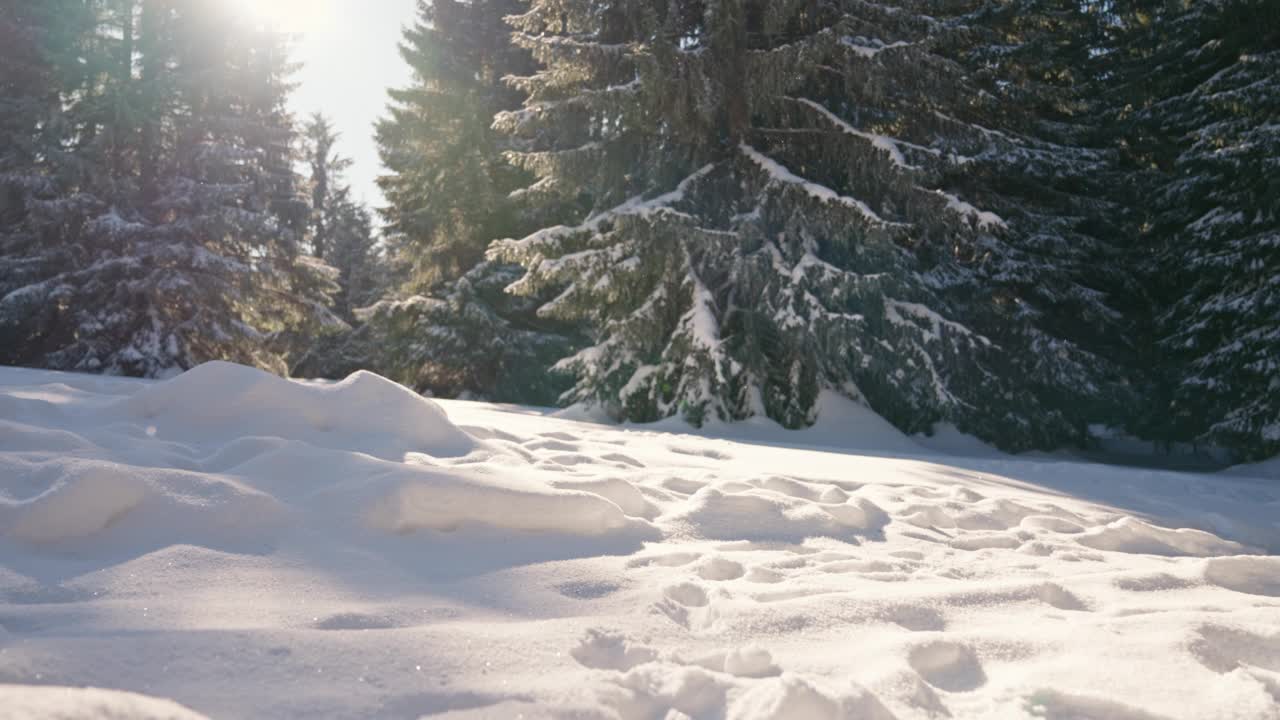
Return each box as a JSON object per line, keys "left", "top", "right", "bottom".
{"left": 376, "top": 0, "right": 535, "bottom": 290}
{"left": 0, "top": 0, "right": 134, "bottom": 368}
{"left": 301, "top": 114, "right": 382, "bottom": 322}
{"left": 363, "top": 0, "right": 576, "bottom": 403}
{"left": 0, "top": 0, "right": 337, "bottom": 377}
{"left": 1126, "top": 0, "right": 1280, "bottom": 459}
{"left": 490, "top": 0, "right": 1134, "bottom": 448}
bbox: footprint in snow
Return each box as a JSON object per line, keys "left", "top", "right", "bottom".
{"left": 1035, "top": 582, "right": 1090, "bottom": 611}
{"left": 1189, "top": 624, "right": 1280, "bottom": 674}
{"left": 654, "top": 582, "right": 718, "bottom": 630}
{"left": 695, "top": 557, "right": 745, "bottom": 581}
{"left": 1203, "top": 555, "right": 1280, "bottom": 597}
{"left": 664, "top": 582, "right": 709, "bottom": 607}
{"left": 908, "top": 640, "right": 987, "bottom": 692}
{"left": 880, "top": 604, "right": 947, "bottom": 632}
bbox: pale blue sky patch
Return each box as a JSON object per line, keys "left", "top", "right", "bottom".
{"left": 279, "top": 0, "right": 420, "bottom": 214}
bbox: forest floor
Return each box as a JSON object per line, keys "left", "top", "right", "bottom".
{"left": 1, "top": 363, "right": 1278, "bottom": 719}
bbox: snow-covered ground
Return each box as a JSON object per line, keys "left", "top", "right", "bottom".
{"left": 1, "top": 363, "right": 1278, "bottom": 719}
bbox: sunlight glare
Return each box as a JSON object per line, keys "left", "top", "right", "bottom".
{"left": 231, "top": 0, "right": 337, "bottom": 36}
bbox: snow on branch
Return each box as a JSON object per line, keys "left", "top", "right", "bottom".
{"left": 491, "top": 164, "right": 716, "bottom": 259}
{"left": 789, "top": 97, "right": 933, "bottom": 169}
{"left": 739, "top": 143, "right": 892, "bottom": 226}
{"left": 840, "top": 36, "right": 912, "bottom": 59}
{"left": 933, "top": 190, "right": 1007, "bottom": 231}
{"left": 885, "top": 299, "right": 990, "bottom": 346}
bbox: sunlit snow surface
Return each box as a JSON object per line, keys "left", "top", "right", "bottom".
{"left": 0, "top": 363, "right": 1278, "bottom": 719}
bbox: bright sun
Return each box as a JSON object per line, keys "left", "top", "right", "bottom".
{"left": 231, "top": 0, "right": 336, "bottom": 36}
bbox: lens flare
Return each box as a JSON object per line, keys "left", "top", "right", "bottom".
{"left": 231, "top": 0, "right": 336, "bottom": 35}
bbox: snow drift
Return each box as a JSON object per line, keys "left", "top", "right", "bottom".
{"left": 0, "top": 362, "right": 655, "bottom": 550}
{"left": 1, "top": 363, "right": 1278, "bottom": 719}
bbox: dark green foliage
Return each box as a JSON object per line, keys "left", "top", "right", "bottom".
{"left": 2, "top": 0, "right": 1275, "bottom": 460}
{"left": 366, "top": 0, "right": 579, "bottom": 403}
{"left": 302, "top": 114, "right": 383, "bottom": 322}
{"left": 1120, "top": 0, "right": 1279, "bottom": 459}
{"left": 376, "top": 0, "right": 537, "bottom": 290}
{"left": 489, "top": 0, "right": 1136, "bottom": 450}
{"left": 0, "top": 0, "right": 338, "bottom": 377}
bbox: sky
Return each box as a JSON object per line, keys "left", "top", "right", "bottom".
{"left": 244, "top": 0, "right": 421, "bottom": 213}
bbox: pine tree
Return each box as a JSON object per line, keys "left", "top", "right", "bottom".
{"left": 376, "top": 0, "right": 535, "bottom": 290}
{"left": 288, "top": 114, "right": 385, "bottom": 380}
{"left": 302, "top": 113, "right": 381, "bottom": 321}
{"left": 363, "top": 0, "right": 577, "bottom": 403}
{"left": 1125, "top": 0, "right": 1280, "bottom": 459}
{"left": 0, "top": 0, "right": 134, "bottom": 367}
{"left": 489, "top": 0, "right": 1134, "bottom": 448}
{"left": 0, "top": 0, "right": 337, "bottom": 377}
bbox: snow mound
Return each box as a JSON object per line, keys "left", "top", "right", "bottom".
{"left": 729, "top": 675, "right": 895, "bottom": 720}
{"left": 364, "top": 467, "right": 647, "bottom": 536}
{"left": 0, "top": 363, "right": 659, "bottom": 551}
{"left": 1076, "top": 516, "right": 1249, "bottom": 557}
{"left": 0, "top": 685, "right": 208, "bottom": 720}
{"left": 2, "top": 364, "right": 1280, "bottom": 719}
{"left": 1203, "top": 556, "right": 1280, "bottom": 596}
{"left": 1, "top": 460, "right": 283, "bottom": 546}
{"left": 118, "top": 361, "right": 474, "bottom": 459}
{"left": 670, "top": 486, "right": 888, "bottom": 542}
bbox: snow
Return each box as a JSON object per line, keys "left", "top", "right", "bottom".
{"left": 841, "top": 36, "right": 912, "bottom": 59}
{"left": 792, "top": 97, "right": 921, "bottom": 169}
{"left": 1, "top": 363, "right": 1279, "bottom": 719}
{"left": 934, "top": 189, "right": 1008, "bottom": 231}
{"left": 740, "top": 144, "right": 891, "bottom": 226}
{"left": 0, "top": 684, "right": 207, "bottom": 720}
{"left": 494, "top": 164, "right": 714, "bottom": 257}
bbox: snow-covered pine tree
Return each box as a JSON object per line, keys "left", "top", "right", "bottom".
{"left": 0, "top": 0, "right": 133, "bottom": 367}
{"left": 0, "top": 0, "right": 337, "bottom": 377}
{"left": 943, "top": 0, "right": 1142, "bottom": 439}
{"left": 0, "top": 0, "right": 73, "bottom": 358}
{"left": 360, "top": 0, "right": 576, "bottom": 403}
{"left": 302, "top": 114, "right": 382, "bottom": 322}
{"left": 286, "top": 115, "right": 385, "bottom": 380}
{"left": 376, "top": 0, "right": 536, "bottom": 290}
{"left": 303, "top": 113, "right": 351, "bottom": 264}
{"left": 1127, "top": 0, "right": 1279, "bottom": 459}
{"left": 490, "top": 0, "right": 1133, "bottom": 448}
